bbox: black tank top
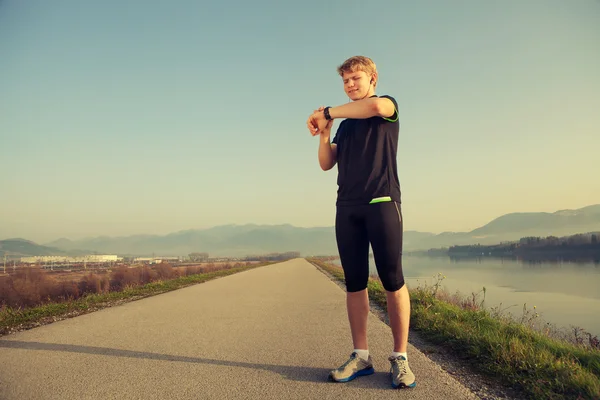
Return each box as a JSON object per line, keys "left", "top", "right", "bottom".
{"left": 331, "top": 95, "right": 401, "bottom": 206}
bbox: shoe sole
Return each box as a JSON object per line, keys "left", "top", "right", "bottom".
{"left": 392, "top": 380, "right": 417, "bottom": 389}
{"left": 329, "top": 367, "right": 375, "bottom": 383}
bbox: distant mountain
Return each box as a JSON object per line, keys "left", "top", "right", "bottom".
{"left": 45, "top": 224, "right": 340, "bottom": 257}
{"left": 0, "top": 239, "right": 70, "bottom": 258}
{"left": 407, "top": 204, "right": 600, "bottom": 251}
{"left": 14, "top": 203, "right": 599, "bottom": 257}
{"left": 470, "top": 204, "right": 600, "bottom": 236}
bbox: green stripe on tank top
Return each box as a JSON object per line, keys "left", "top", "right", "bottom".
{"left": 369, "top": 196, "right": 392, "bottom": 204}
{"left": 382, "top": 107, "right": 399, "bottom": 122}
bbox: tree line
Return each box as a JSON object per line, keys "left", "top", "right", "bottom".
{"left": 419, "top": 232, "right": 600, "bottom": 261}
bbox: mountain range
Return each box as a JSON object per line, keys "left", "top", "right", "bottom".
{"left": 2, "top": 204, "right": 599, "bottom": 258}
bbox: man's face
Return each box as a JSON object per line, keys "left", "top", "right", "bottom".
{"left": 342, "top": 70, "right": 373, "bottom": 101}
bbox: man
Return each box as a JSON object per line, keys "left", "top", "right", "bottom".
{"left": 307, "top": 56, "right": 416, "bottom": 389}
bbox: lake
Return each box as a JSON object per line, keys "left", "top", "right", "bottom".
{"left": 331, "top": 255, "right": 600, "bottom": 337}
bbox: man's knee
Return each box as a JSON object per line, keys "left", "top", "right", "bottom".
{"left": 381, "top": 276, "right": 405, "bottom": 292}
{"left": 345, "top": 280, "right": 368, "bottom": 293}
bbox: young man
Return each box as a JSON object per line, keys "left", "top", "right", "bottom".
{"left": 306, "top": 56, "right": 416, "bottom": 389}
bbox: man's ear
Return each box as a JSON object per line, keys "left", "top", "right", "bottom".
{"left": 371, "top": 72, "right": 378, "bottom": 86}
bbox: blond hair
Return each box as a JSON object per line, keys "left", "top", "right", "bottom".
{"left": 337, "top": 56, "right": 378, "bottom": 87}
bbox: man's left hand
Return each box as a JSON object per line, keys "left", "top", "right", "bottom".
{"left": 307, "top": 109, "right": 329, "bottom": 136}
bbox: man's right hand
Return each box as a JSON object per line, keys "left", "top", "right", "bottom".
{"left": 321, "top": 119, "right": 334, "bottom": 136}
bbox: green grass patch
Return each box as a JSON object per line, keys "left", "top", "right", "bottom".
{"left": 0, "top": 262, "right": 273, "bottom": 335}
{"left": 307, "top": 257, "right": 600, "bottom": 400}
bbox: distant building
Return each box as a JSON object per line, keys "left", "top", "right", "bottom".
{"left": 20, "top": 255, "right": 121, "bottom": 264}
{"left": 133, "top": 256, "right": 181, "bottom": 264}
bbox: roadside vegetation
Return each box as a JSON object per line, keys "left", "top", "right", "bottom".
{"left": 0, "top": 261, "right": 274, "bottom": 336}
{"left": 307, "top": 257, "right": 600, "bottom": 400}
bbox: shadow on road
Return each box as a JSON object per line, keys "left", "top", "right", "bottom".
{"left": 0, "top": 340, "right": 391, "bottom": 388}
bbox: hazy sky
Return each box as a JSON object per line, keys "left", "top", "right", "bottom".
{"left": 1, "top": 0, "right": 599, "bottom": 243}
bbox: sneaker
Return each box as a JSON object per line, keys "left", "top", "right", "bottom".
{"left": 328, "top": 352, "right": 375, "bottom": 382}
{"left": 389, "top": 355, "right": 416, "bottom": 389}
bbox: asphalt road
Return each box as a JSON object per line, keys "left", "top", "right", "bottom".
{"left": 0, "top": 258, "right": 478, "bottom": 399}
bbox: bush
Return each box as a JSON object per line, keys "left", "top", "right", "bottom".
{"left": 154, "top": 263, "right": 177, "bottom": 280}
{"left": 0, "top": 276, "right": 19, "bottom": 307}
{"left": 79, "top": 273, "right": 109, "bottom": 295}
{"left": 10, "top": 267, "right": 58, "bottom": 307}
{"left": 53, "top": 280, "right": 80, "bottom": 302}
{"left": 185, "top": 266, "right": 200, "bottom": 276}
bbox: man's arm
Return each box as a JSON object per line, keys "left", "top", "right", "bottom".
{"left": 318, "top": 134, "right": 337, "bottom": 171}
{"left": 327, "top": 97, "right": 396, "bottom": 120}
{"left": 307, "top": 109, "right": 337, "bottom": 170}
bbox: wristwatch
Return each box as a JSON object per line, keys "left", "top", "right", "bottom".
{"left": 324, "top": 106, "right": 332, "bottom": 121}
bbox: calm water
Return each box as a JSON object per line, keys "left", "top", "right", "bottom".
{"left": 332, "top": 255, "right": 600, "bottom": 336}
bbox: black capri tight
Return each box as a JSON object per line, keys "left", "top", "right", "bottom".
{"left": 335, "top": 201, "right": 405, "bottom": 292}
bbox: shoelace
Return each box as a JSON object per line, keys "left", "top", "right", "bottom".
{"left": 338, "top": 354, "right": 359, "bottom": 371}
{"left": 390, "top": 358, "right": 408, "bottom": 375}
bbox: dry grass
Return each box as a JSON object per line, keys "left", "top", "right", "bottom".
{"left": 0, "top": 262, "right": 246, "bottom": 309}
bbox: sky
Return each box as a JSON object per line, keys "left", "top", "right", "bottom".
{"left": 1, "top": 0, "right": 599, "bottom": 243}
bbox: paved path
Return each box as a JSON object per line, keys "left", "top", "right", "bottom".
{"left": 0, "top": 258, "right": 478, "bottom": 399}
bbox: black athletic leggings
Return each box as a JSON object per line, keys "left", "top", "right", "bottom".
{"left": 335, "top": 201, "right": 404, "bottom": 292}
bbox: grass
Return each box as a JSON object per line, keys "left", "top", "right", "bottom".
{"left": 307, "top": 257, "right": 600, "bottom": 400}
{"left": 0, "top": 261, "right": 275, "bottom": 336}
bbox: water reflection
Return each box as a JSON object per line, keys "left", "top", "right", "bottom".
{"left": 447, "top": 255, "right": 600, "bottom": 266}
